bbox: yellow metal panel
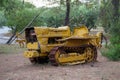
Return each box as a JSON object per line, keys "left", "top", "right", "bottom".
{"left": 34, "top": 26, "right": 71, "bottom": 38}
{"left": 65, "top": 39, "right": 90, "bottom": 47}
{"left": 24, "top": 51, "right": 39, "bottom": 58}
{"left": 39, "top": 53, "right": 48, "bottom": 57}
{"left": 24, "top": 51, "right": 48, "bottom": 58}
{"left": 40, "top": 45, "right": 48, "bottom": 53}
{"left": 38, "top": 38, "right": 48, "bottom": 45}
{"left": 73, "top": 26, "right": 89, "bottom": 37}
{"left": 58, "top": 54, "right": 86, "bottom": 63}
{"left": 27, "top": 42, "right": 39, "bottom": 49}
{"left": 33, "top": 26, "right": 71, "bottom": 53}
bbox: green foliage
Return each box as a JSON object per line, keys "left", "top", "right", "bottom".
{"left": 37, "top": 7, "right": 65, "bottom": 27}
{"left": 100, "top": 0, "right": 120, "bottom": 61}
{"left": 70, "top": 4, "right": 99, "bottom": 29}
{"left": 6, "top": 8, "right": 38, "bottom": 31}
{"left": 82, "top": 8, "right": 99, "bottom": 29}
{"left": 35, "top": 3, "right": 99, "bottom": 29}
{"left": 1, "top": 0, "right": 100, "bottom": 31}
{"left": 0, "top": 11, "right": 6, "bottom": 27}
{"left": 110, "top": 21, "right": 120, "bottom": 45}
{"left": 0, "top": 0, "right": 36, "bottom": 31}
{"left": 24, "top": 2, "right": 35, "bottom": 8}
{"left": 102, "top": 44, "right": 120, "bottom": 61}
{"left": 100, "top": 0, "right": 113, "bottom": 32}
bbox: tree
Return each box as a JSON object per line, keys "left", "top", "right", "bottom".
{"left": 112, "top": 0, "right": 119, "bottom": 20}
{"left": 100, "top": 0, "right": 120, "bottom": 61}
{"left": 1, "top": 0, "right": 100, "bottom": 31}
{"left": 69, "top": 3, "right": 99, "bottom": 29}
{"left": 0, "top": 0, "right": 36, "bottom": 30}
{"left": 64, "top": 0, "right": 70, "bottom": 26}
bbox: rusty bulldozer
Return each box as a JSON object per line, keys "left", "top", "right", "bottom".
{"left": 24, "top": 25, "right": 102, "bottom": 66}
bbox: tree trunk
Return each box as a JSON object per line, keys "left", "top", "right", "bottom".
{"left": 64, "top": 0, "right": 70, "bottom": 26}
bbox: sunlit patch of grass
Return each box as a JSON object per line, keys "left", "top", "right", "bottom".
{"left": 0, "top": 44, "right": 26, "bottom": 54}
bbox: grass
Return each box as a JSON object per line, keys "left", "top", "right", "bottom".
{"left": 101, "top": 45, "right": 120, "bottom": 61}
{"left": 0, "top": 44, "right": 26, "bottom": 54}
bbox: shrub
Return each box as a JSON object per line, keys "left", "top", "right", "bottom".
{"left": 102, "top": 44, "right": 120, "bottom": 61}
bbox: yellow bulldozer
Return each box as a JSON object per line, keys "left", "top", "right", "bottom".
{"left": 24, "top": 25, "right": 102, "bottom": 66}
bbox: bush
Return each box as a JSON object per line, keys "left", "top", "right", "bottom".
{"left": 102, "top": 44, "right": 120, "bottom": 61}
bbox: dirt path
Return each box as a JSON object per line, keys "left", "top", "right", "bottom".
{"left": 0, "top": 51, "right": 120, "bottom": 80}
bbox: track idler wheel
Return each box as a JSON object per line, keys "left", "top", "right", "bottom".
{"left": 85, "top": 45, "right": 97, "bottom": 62}
{"left": 48, "top": 47, "right": 60, "bottom": 66}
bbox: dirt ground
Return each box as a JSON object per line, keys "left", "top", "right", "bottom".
{"left": 0, "top": 50, "right": 120, "bottom": 80}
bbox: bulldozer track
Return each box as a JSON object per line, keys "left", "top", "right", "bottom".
{"left": 48, "top": 47, "right": 60, "bottom": 66}
{"left": 49, "top": 44, "right": 97, "bottom": 66}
